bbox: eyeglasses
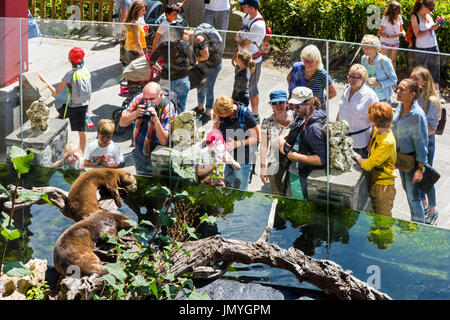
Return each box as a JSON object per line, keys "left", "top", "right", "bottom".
{"left": 348, "top": 74, "right": 362, "bottom": 80}
{"left": 271, "top": 101, "right": 286, "bottom": 106}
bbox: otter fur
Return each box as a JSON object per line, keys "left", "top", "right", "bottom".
{"left": 66, "top": 168, "right": 137, "bottom": 221}
{"left": 53, "top": 211, "right": 132, "bottom": 277}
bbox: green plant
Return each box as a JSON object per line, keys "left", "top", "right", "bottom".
{"left": 26, "top": 282, "right": 50, "bottom": 300}
{"left": 0, "top": 146, "right": 51, "bottom": 277}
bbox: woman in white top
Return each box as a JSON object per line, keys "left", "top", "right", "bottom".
{"left": 377, "top": 1, "right": 405, "bottom": 70}
{"left": 337, "top": 64, "right": 379, "bottom": 158}
{"left": 410, "top": 0, "right": 445, "bottom": 92}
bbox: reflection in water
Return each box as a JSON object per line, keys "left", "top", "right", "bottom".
{"left": 1, "top": 164, "right": 449, "bottom": 299}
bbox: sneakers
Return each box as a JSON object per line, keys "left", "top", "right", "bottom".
{"left": 254, "top": 114, "right": 260, "bottom": 124}
{"left": 199, "top": 113, "right": 211, "bottom": 126}
{"left": 424, "top": 209, "right": 438, "bottom": 225}
{"left": 192, "top": 106, "right": 204, "bottom": 118}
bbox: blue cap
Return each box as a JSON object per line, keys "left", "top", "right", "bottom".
{"left": 269, "top": 90, "right": 288, "bottom": 104}
{"left": 238, "top": 0, "right": 259, "bottom": 8}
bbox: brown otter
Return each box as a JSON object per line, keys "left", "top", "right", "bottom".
{"left": 53, "top": 210, "right": 132, "bottom": 277}
{"left": 66, "top": 168, "right": 137, "bottom": 222}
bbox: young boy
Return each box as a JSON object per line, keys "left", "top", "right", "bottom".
{"left": 84, "top": 119, "right": 125, "bottom": 168}
{"left": 151, "top": 4, "right": 180, "bottom": 54}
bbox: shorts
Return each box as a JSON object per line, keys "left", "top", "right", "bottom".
{"left": 381, "top": 41, "right": 400, "bottom": 48}
{"left": 67, "top": 105, "right": 88, "bottom": 132}
{"left": 414, "top": 45, "right": 440, "bottom": 83}
{"left": 249, "top": 61, "right": 262, "bottom": 97}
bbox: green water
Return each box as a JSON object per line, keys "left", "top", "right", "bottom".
{"left": 0, "top": 164, "right": 449, "bottom": 300}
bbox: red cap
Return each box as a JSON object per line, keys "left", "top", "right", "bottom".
{"left": 206, "top": 130, "right": 225, "bottom": 147}
{"left": 69, "top": 47, "right": 85, "bottom": 63}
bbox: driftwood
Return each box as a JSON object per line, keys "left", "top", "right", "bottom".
{"left": 3, "top": 185, "right": 392, "bottom": 300}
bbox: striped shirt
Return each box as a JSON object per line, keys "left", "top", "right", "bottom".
{"left": 124, "top": 93, "right": 175, "bottom": 156}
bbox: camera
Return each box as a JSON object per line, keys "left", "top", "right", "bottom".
{"left": 139, "top": 103, "right": 156, "bottom": 121}
{"left": 279, "top": 118, "right": 305, "bottom": 168}
{"left": 204, "top": 0, "right": 210, "bottom": 3}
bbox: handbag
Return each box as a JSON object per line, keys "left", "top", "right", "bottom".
{"left": 405, "top": 13, "right": 418, "bottom": 46}
{"left": 28, "top": 11, "right": 41, "bottom": 39}
{"left": 188, "top": 64, "right": 206, "bottom": 89}
{"left": 395, "top": 152, "right": 415, "bottom": 172}
{"left": 418, "top": 163, "right": 440, "bottom": 194}
{"left": 435, "top": 107, "right": 446, "bottom": 135}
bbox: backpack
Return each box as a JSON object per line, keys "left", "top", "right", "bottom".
{"left": 194, "top": 23, "right": 223, "bottom": 54}
{"left": 405, "top": 13, "right": 418, "bottom": 46}
{"left": 69, "top": 67, "right": 92, "bottom": 106}
{"left": 243, "top": 14, "right": 272, "bottom": 59}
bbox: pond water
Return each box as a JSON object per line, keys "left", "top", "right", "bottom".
{"left": 0, "top": 164, "right": 449, "bottom": 300}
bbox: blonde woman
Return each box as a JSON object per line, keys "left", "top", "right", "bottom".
{"left": 361, "top": 34, "right": 398, "bottom": 104}
{"left": 287, "top": 44, "right": 337, "bottom": 106}
{"left": 212, "top": 95, "right": 258, "bottom": 190}
{"left": 411, "top": 66, "right": 441, "bottom": 224}
{"left": 337, "top": 64, "right": 379, "bottom": 158}
{"left": 123, "top": 0, "right": 147, "bottom": 65}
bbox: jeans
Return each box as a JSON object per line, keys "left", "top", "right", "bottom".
{"left": 132, "top": 148, "right": 152, "bottom": 176}
{"left": 421, "top": 134, "right": 436, "bottom": 208}
{"left": 202, "top": 9, "right": 230, "bottom": 55}
{"left": 224, "top": 163, "right": 252, "bottom": 190}
{"left": 170, "top": 76, "right": 190, "bottom": 114}
{"left": 197, "top": 63, "right": 222, "bottom": 111}
{"left": 399, "top": 168, "right": 425, "bottom": 223}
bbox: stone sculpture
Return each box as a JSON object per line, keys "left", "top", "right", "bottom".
{"left": 171, "top": 111, "right": 198, "bottom": 146}
{"left": 26, "top": 97, "right": 50, "bottom": 131}
{"left": 324, "top": 120, "right": 354, "bottom": 172}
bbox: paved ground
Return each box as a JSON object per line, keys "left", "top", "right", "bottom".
{"left": 28, "top": 36, "right": 450, "bottom": 230}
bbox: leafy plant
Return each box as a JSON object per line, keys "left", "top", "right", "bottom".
{"left": 26, "top": 282, "right": 50, "bottom": 300}
{"left": 0, "top": 146, "right": 51, "bottom": 277}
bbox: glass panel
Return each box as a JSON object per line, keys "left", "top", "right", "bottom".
{"left": 0, "top": 17, "right": 26, "bottom": 164}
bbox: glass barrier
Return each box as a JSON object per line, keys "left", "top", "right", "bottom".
{"left": 0, "top": 16, "right": 447, "bottom": 229}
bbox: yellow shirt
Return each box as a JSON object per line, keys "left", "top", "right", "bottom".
{"left": 361, "top": 128, "right": 397, "bottom": 185}
{"left": 124, "top": 24, "right": 147, "bottom": 51}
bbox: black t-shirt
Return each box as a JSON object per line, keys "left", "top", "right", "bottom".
{"left": 194, "top": 31, "right": 222, "bottom": 69}
{"left": 218, "top": 104, "right": 257, "bottom": 164}
{"left": 149, "top": 40, "right": 195, "bottom": 80}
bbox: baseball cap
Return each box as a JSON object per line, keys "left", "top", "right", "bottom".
{"left": 206, "top": 130, "right": 225, "bottom": 147}
{"left": 68, "top": 47, "right": 85, "bottom": 64}
{"left": 238, "top": 0, "right": 259, "bottom": 8}
{"left": 288, "top": 87, "right": 314, "bottom": 105}
{"left": 269, "top": 90, "right": 288, "bottom": 104}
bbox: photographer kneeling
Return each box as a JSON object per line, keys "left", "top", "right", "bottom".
{"left": 119, "top": 82, "right": 176, "bottom": 175}
{"left": 278, "top": 87, "right": 327, "bottom": 199}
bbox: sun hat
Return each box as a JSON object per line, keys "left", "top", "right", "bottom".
{"left": 238, "top": 0, "right": 259, "bottom": 8}
{"left": 288, "top": 87, "right": 314, "bottom": 105}
{"left": 269, "top": 90, "right": 288, "bottom": 104}
{"left": 68, "top": 47, "right": 85, "bottom": 64}
{"left": 206, "top": 130, "right": 225, "bottom": 147}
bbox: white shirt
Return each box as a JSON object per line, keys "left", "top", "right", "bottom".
{"left": 156, "top": 19, "right": 171, "bottom": 46}
{"left": 205, "top": 0, "right": 230, "bottom": 12}
{"left": 84, "top": 140, "right": 125, "bottom": 166}
{"left": 338, "top": 84, "right": 379, "bottom": 149}
{"left": 416, "top": 15, "right": 438, "bottom": 49}
{"left": 237, "top": 13, "right": 266, "bottom": 64}
{"left": 380, "top": 15, "right": 403, "bottom": 45}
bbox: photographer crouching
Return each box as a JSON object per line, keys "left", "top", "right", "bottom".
{"left": 119, "top": 82, "right": 176, "bottom": 175}
{"left": 278, "top": 87, "right": 327, "bottom": 200}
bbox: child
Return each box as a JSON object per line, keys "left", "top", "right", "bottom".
{"left": 84, "top": 119, "right": 125, "bottom": 168}
{"left": 39, "top": 47, "right": 92, "bottom": 153}
{"left": 377, "top": 1, "right": 405, "bottom": 70}
{"left": 53, "top": 141, "right": 84, "bottom": 170}
{"left": 197, "top": 130, "right": 240, "bottom": 187}
{"left": 232, "top": 49, "right": 256, "bottom": 107}
{"left": 151, "top": 3, "right": 180, "bottom": 54}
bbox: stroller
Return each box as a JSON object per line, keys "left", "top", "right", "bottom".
{"left": 113, "top": 53, "right": 163, "bottom": 135}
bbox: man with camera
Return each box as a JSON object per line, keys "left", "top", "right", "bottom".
{"left": 119, "top": 82, "right": 176, "bottom": 175}
{"left": 278, "top": 87, "right": 327, "bottom": 199}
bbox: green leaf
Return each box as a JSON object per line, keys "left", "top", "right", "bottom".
{"left": 132, "top": 275, "right": 150, "bottom": 288}
{"left": 1, "top": 226, "right": 21, "bottom": 241}
{"left": 10, "top": 146, "right": 34, "bottom": 174}
{"left": 187, "top": 289, "right": 211, "bottom": 300}
{"left": 184, "top": 222, "right": 198, "bottom": 240}
{"left": 18, "top": 190, "right": 43, "bottom": 202}
{"left": 174, "top": 191, "right": 189, "bottom": 199}
{"left": 199, "top": 214, "right": 218, "bottom": 226}
{"left": 0, "top": 184, "right": 11, "bottom": 200}
{"left": 3, "top": 262, "right": 32, "bottom": 277}
{"left": 39, "top": 193, "right": 53, "bottom": 206}
{"left": 103, "top": 263, "right": 127, "bottom": 282}
{"left": 149, "top": 280, "right": 159, "bottom": 298}
{"left": 159, "top": 210, "right": 176, "bottom": 228}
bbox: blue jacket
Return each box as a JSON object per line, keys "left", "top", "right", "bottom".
{"left": 392, "top": 100, "right": 428, "bottom": 163}
{"left": 361, "top": 53, "right": 397, "bottom": 104}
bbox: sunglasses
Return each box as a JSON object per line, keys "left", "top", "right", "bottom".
{"left": 271, "top": 101, "right": 286, "bottom": 106}
{"left": 289, "top": 102, "right": 307, "bottom": 109}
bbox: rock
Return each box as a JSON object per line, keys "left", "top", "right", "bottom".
{"left": 324, "top": 121, "right": 354, "bottom": 172}
{"left": 1, "top": 258, "right": 48, "bottom": 300}
{"left": 172, "top": 111, "right": 198, "bottom": 146}
{"left": 26, "top": 97, "right": 51, "bottom": 131}
{"left": 51, "top": 274, "right": 104, "bottom": 300}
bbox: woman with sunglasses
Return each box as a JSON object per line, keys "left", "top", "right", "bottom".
{"left": 212, "top": 95, "right": 258, "bottom": 190}
{"left": 260, "top": 90, "right": 295, "bottom": 196}
{"left": 337, "top": 64, "right": 379, "bottom": 158}
{"left": 278, "top": 87, "right": 326, "bottom": 199}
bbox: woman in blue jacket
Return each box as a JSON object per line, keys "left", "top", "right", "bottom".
{"left": 391, "top": 78, "right": 428, "bottom": 223}
{"left": 361, "top": 34, "right": 398, "bottom": 105}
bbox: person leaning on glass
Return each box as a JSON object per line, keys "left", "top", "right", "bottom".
{"left": 391, "top": 79, "right": 428, "bottom": 224}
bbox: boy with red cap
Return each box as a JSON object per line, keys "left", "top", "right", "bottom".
{"left": 39, "top": 47, "right": 92, "bottom": 153}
